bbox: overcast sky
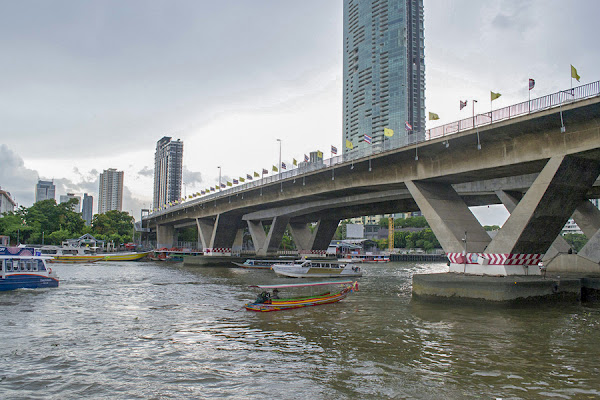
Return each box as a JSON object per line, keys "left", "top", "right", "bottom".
{"left": 1, "top": 0, "right": 598, "bottom": 224}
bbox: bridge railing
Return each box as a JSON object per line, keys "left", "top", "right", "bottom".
{"left": 150, "top": 80, "right": 600, "bottom": 217}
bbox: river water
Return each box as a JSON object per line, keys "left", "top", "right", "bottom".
{"left": 1, "top": 260, "right": 599, "bottom": 399}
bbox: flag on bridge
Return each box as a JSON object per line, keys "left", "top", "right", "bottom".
{"left": 460, "top": 100, "right": 467, "bottom": 110}
{"left": 571, "top": 65, "right": 580, "bottom": 82}
{"left": 293, "top": 158, "right": 297, "bottom": 166}
{"left": 364, "top": 134, "right": 372, "bottom": 144}
{"left": 200, "top": 190, "right": 205, "bottom": 195}
{"left": 233, "top": 178, "right": 238, "bottom": 184}
{"left": 239, "top": 177, "right": 245, "bottom": 182}
{"left": 384, "top": 127, "right": 394, "bottom": 137}
{"left": 247, "top": 173, "right": 253, "bottom": 180}
{"left": 405, "top": 121, "right": 413, "bottom": 131}
{"left": 255, "top": 171, "right": 260, "bottom": 177}
{"left": 272, "top": 165, "right": 278, "bottom": 172}
{"left": 262, "top": 168, "right": 268, "bottom": 175}
{"left": 220, "top": 183, "right": 226, "bottom": 188}
{"left": 317, "top": 150, "right": 323, "bottom": 159}
{"left": 281, "top": 162, "right": 287, "bottom": 170}
{"left": 491, "top": 91, "right": 501, "bottom": 101}
{"left": 331, "top": 145, "right": 337, "bottom": 155}
{"left": 428, "top": 112, "right": 440, "bottom": 120}
{"left": 304, "top": 154, "right": 309, "bottom": 162}
{"left": 227, "top": 181, "right": 232, "bottom": 187}
{"left": 529, "top": 79, "right": 535, "bottom": 90}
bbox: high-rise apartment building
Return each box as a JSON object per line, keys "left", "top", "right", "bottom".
{"left": 82, "top": 193, "right": 93, "bottom": 226}
{"left": 0, "top": 188, "right": 16, "bottom": 214}
{"left": 153, "top": 137, "right": 183, "bottom": 209}
{"left": 35, "top": 179, "right": 56, "bottom": 202}
{"left": 343, "top": 0, "right": 425, "bottom": 155}
{"left": 59, "top": 193, "right": 81, "bottom": 212}
{"left": 98, "top": 169, "right": 124, "bottom": 214}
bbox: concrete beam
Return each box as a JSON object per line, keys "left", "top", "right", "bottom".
{"left": 210, "top": 213, "right": 242, "bottom": 249}
{"left": 247, "top": 221, "right": 267, "bottom": 253}
{"left": 487, "top": 156, "right": 600, "bottom": 254}
{"left": 406, "top": 180, "right": 491, "bottom": 253}
{"left": 288, "top": 222, "right": 313, "bottom": 251}
{"left": 572, "top": 200, "right": 600, "bottom": 238}
{"left": 248, "top": 216, "right": 290, "bottom": 256}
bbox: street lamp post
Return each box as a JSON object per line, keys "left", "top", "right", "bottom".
{"left": 218, "top": 166, "right": 222, "bottom": 191}
{"left": 276, "top": 139, "right": 282, "bottom": 178}
{"left": 472, "top": 99, "right": 478, "bottom": 128}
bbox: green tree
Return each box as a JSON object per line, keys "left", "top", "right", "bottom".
{"left": 563, "top": 233, "right": 587, "bottom": 252}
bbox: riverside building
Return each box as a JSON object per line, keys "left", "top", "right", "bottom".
{"left": 35, "top": 179, "right": 56, "bottom": 202}
{"left": 153, "top": 137, "right": 183, "bottom": 210}
{"left": 98, "top": 169, "right": 124, "bottom": 213}
{"left": 343, "top": 0, "right": 425, "bottom": 155}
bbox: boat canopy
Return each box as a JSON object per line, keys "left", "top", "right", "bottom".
{"left": 249, "top": 280, "right": 356, "bottom": 289}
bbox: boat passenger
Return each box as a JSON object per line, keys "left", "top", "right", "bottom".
{"left": 272, "top": 288, "right": 280, "bottom": 299}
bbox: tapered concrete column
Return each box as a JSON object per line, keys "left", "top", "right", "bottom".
{"left": 247, "top": 221, "right": 267, "bottom": 253}
{"left": 196, "top": 218, "right": 215, "bottom": 250}
{"left": 156, "top": 224, "right": 175, "bottom": 249}
{"left": 210, "top": 213, "right": 242, "bottom": 248}
{"left": 249, "top": 216, "right": 290, "bottom": 256}
{"left": 495, "top": 190, "right": 572, "bottom": 260}
{"left": 311, "top": 218, "right": 341, "bottom": 250}
{"left": 572, "top": 200, "right": 600, "bottom": 238}
{"left": 289, "top": 222, "right": 313, "bottom": 251}
{"left": 232, "top": 229, "right": 244, "bottom": 253}
{"left": 487, "top": 156, "right": 600, "bottom": 254}
{"left": 406, "top": 180, "right": 491, "bottom": 253}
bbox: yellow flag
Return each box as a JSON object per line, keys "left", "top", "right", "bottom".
{"left": 571, "top": 65, "right": 580, "bottom": 82}
{"left": 384, "top": 127, "right": 394, "bottom": 137}
{"left": 272, "top": 165, "right": 278, "bottom": 172}
{"left": 491, "top": 91, "right": 501, "bottom": 101}
{"left": 254, "top": 171, "right": 259, "bottom": 177}
{"left": 345, "top": 140, "right": 354, "bottom": 149}
{"left": 239, "top": 177, "right": 245, "bottom": 182}
{"left": 317, "top": 150, "right": 323, "bottom": 159}
{"left": 428, "top": 112, "right": 440, "bottom": 120}
{"left": 293, "top": 158, "right": 297, "bottom": 166}
{"left": 227, "top": 181, "right": 232, "bottom": 187}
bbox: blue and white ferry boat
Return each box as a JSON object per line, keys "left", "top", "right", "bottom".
{"left": 0, "top": 247, "right": 59, "bottom": 291}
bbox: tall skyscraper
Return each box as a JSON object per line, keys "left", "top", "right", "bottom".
{"left": 153, "top": 137, "right": 183, "bottom": 209}
{"left": 98, "top": 169, "right": 124, "bottom": 214}
{"left": 343, "top": 0, "right": 425, "bottom": 155}
{"left": 59, "top": 193, "right": 81, "bottom": 212}
{"left": 82, "top": 193, "right": 93, "bottom": 226}
{"left": 35, "top": 179, "right": 56, "bottom": 202}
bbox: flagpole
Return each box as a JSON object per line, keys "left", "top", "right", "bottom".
{"left": 277, "top": 139, "right": 282, "bottom": 179}
{"left": 528, "top": 82, "right": 531, "bottom": 114}
{"left": 218, "top": 166, "right": 221, "bottom": 192}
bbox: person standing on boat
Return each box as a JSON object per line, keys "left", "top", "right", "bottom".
{"left": 272, "top": 289, "right": 280, "bottom": 299}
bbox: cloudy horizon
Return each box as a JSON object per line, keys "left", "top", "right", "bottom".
{"left": 2, "top": 0, "right": 598, "bottom": 224}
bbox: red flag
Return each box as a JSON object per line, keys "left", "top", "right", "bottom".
{"left": 460, "top": 100, "right": 467, "bottom": 110}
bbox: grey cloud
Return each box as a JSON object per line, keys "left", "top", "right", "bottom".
{"left": 0, "top": 144, "right": 39, "bottom": 206}
{"left": 138, "top": 166, "right": 154, "bottom": 177}
{"left": 183, "top": 167, "right": 202, "bottom": 185}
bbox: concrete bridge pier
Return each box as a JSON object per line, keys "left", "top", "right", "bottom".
{"left": 156, "top": 224, "right": 175, "bottom": 249}
{"left": 288, "top": 218, "right": 341, "bottom": 253}
{"left": 247, "top": 216, "right": 290, "bottom": 256}
{"left": 195, "top": 213, "right": 241, "bottom": 256}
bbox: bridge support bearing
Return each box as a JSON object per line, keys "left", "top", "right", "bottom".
{"left": 156, "top": 225, "right": 175, "bottom": 249}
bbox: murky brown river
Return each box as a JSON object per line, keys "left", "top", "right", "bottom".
{"left": 1, "top": 261, "right": 599, "bottom": 399}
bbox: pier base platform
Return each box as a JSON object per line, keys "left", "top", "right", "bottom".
{"left": 183, "top": 255, "right": 245, "bottom": 267}
{"left": 412, "top": 273, "right": 582, "bottom": 303}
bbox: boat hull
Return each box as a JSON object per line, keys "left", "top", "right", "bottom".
{"left": 0, "top": 274, "right": 59, "bottom": 291}
{"left": 272, "top": 266, "right": 362, "bottom": 278}
{"left": 48, "top": 255, "right": 104, "bottom": 263}
{"left": 101, "top": 252, "right": 150, "bottom": 261}
{"left": 245, "top": 288, "right": 351, "bottom": 311}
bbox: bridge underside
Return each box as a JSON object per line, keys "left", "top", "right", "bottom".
{"left": 146, "top": 97, "right": 600, "bottom": 274}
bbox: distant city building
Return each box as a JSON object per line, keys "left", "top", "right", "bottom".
{"left": 343, "top": 0, "right": 425, "bottom": 155}
{"left": 35, "top": 179, "right": 56, "bottom": 202}
{"left": 562, "top": 218, "right": 583, "bottom": 235}
{"left": 98, "top": 169, "right": 124, "bottom": 214}
{"left": 59, "top": 193, "right": 81, "bottom": 213}
{"left": 153, "top": 136, "right": 183, "bottom": 209}
{"left": 82, "top": 193, "right": 93, "bottom": 226}
{"left": 0, "top": 188, "right": 16, "bottom": 215}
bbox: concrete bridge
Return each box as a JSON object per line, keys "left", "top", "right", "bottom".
{"left": 143, "top": 82, "right": 600, "bottom": 277}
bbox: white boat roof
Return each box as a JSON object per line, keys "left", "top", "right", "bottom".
{"left": 0, "top": 255, "right": 54, "bottom": 260}
{"left": 249, "top": 280, "right": 356, "bottom": 289}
